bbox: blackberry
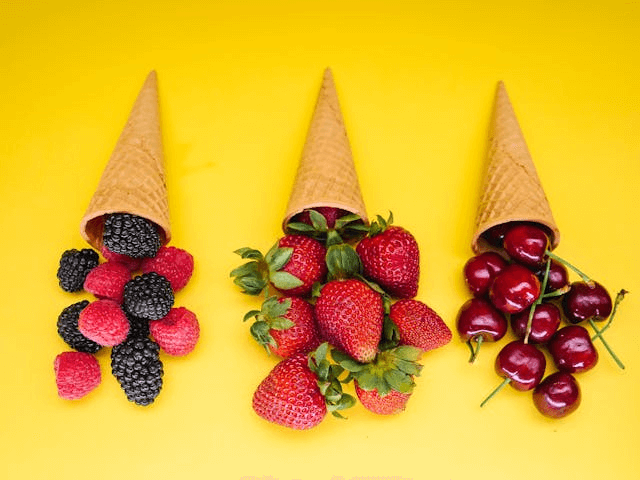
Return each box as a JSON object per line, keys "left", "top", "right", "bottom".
{"left": 126, "top": 312, "right": 150, "bottom": 339}
{"left": 57, "top": 300, "right": 102, "bottom": 353}
{"left": 102, "top": 213, "right": 161, "bottom": 259}
{"left": 123, "top": 272, "right": 174, "bottom": 320}
{"left": 57, "top": 248, "right": 99, "bottom": 292}
{"left": 111, "top": 336, "right": 163, "bottom": 406}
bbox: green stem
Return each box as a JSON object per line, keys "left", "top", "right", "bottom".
{"left": 468, "top": 336, "right": 483, "bottom": 364}
{"left": 480, "top": 377, "right": 511, "bottom": 408}
{"left": 525, "top": 259, "right": 551, "bottom": 344}
{"left": 546, "top": 250, "right": 593, "bottom": 284}
{"left": 589, "top": 319, "right": 625, "bottom": 370}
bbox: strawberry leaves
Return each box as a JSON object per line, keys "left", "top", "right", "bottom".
{"left": 308, "top": 343, "right": 356, "bottom": 418}
{"left": 244, "top": 296, "right": 295, "bottom": 353}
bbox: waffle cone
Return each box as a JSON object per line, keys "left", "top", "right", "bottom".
{"left": 80, "top": 71, "right": 170, "bottom": 250}
{"left": 282, "top": 68, "right": 367, "bottom": 230}
{"left": 471, "top": 81, "right": 560, "bottom": 253}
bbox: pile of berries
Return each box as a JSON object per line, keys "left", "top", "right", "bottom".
{"left": 457, "top": 222, "right": 626, "bottom": 418}
{"left": 54, "top": 213, "right": 198, "bottom": 406}
{"left": 232, "top": 209, "right": 452, "bottom": 430}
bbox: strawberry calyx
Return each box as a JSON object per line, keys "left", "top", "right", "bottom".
{"left": 286, "top": 209, "right": 368, "bottom": 245}
{"left": 243, "top": 296, "right": 295, "bottom": 354}
{"left": 331, "top": 345, "right": 423, "bottom": 397}
{"left": 231, "top": 242, "right": 304, "bottom": 296}
{"left": 326, "top": 243, "right": 363, "bottom": 281}
{"left": 308, "top": 342, "right": 356, "bottom": 418}
{"left": 364, "top": 212, "right": 394, "bottom": 238}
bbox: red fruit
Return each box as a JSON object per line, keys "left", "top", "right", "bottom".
{"left": 533, "top": 259, "right": 569, "bottom": 293}
{"left": 100, "top": 245, "right": 142, "bottom": 271}
{"left": 54, "top": 351, "right": 101, "bottom": 400}
{"left": 533, "top": 372, "right": 581, "bottom": 419}
{"left": 78, "top": 299, "right": 129, "bottom": 346}
{"left": 456, "top": 297, "right": 507, "bottom": 362}
{"left": 503, "top": 223, "right": 550, "bottom": 267}
{"left": 246, "top": 296, "right": 320, "bottom": 358}
{"left": 314, "top": 279, "right": 384, "bottom": 363}
{"left": 356, "top": 223, "right": 419, "bottom": 299}
{"left": 276, "top": 235, "right": 327, "bottom": 296}
{"left": 548, "top": 325, "right": 599, "bottom": 374}
{"left": 83, "top": 261, "right": 131, "bottom": 303}
{"left": 355, "top": 382, "right": 412, "bottom": 415}
{"left": 389, "top": 299, "right": 452, "bottom": 352}
{"left": 141, "top": 246, "right": 194, "bottom": 292}
{"left": 489, "top": 264, "right": 541, "bottom": 314}
{"left": 149, "top": 307, "right": 200, "bottom": 356}
{"left": 463, "top": 252, "right": 507, "bottom": 297}
{"left": 510, "top": 303, "right": 561, "bottom": 344}
{"left": 294, "top": 207, "right": 347, "bottom": 229}
{"left": 562, "top": 281, "right": 612, "bottom": 324}
{"left": 252, "top": 353, "right": 327, "bottom": 430}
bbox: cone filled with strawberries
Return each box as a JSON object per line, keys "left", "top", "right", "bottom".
{"left": 456, "top": 81, "right": 627, "bottom": 420}
{"left": 232, "top": 70, "right": 451, "bottom": 430}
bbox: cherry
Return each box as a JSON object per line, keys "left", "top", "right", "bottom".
{"left": 503, "top": 223, "right": 550, "bottom": 267}
{"left": 480, "top": 340, "right": 546, "bottom": 407}
{"left": 511, "top": 303, "right": 561, "bottom": 344}
{"left": 548, "top": 325, "right": 598, "bottom": 374}
{"left": 463, "top": 252, "right": 507, "bottom": 297}
{"left": 489, "top": 264, "right": 541, "bottom": 314}
{"left": 533, "top": 372, "right": 581, "bottom": 419}
{"left": 562, "top": 281, "right": 612, "bottom": 324}
{"left": 533, "top": 258, "right": 569, "bottom": 294}
{"left": 481, "top": 223, "right": 512, "bottom": 248}
{"left": 456, "top": 298, "right": 508, "bottom": 363}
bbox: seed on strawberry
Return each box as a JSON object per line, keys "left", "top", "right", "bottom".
{"left": 244, "top": 296, "right": 320, "bottom": 358}
{"left": 232, "top": 234, "right": 327, "bottom": 297}
{"left": 388, "top": 299, "right": 452, "bottom": 352}
{"left": 356, "top": 213, "right": 419, "bottom": 299}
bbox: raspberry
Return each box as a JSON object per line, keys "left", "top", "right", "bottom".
{"left": 57, "top": 300, "right": 102, "bottom": 353}
{"left": 102, "top": 213, "right": 161, "bottom": 259}
{"left": 111, "top": 336, "right": 163, "bottom": 405}
{"left": 141, "top": 246, "right": 194, "bottom": 292}
{"left": 54, "top": 351, "right": 101, "bottom": 400}
{"left": 83, "top": 261, "right": 131, "bottom": 303}
{"left": 123, "top": 272, "right": 174, "bottom": 320}
{"left": 78, "top": 299, "right": 129, "bottom": 346}
{"left": 57, "top": 248, "right": 99, "bottom": 292}
{"left": 100, "top": 245, "right": 142, "bottom": 271}
{"left": 150, "top": 307, "right": 200, "bottom": 356}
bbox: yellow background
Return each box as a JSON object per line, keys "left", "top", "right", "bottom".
{"left": 1, "top": 1, "right": 639, "bottom": 479}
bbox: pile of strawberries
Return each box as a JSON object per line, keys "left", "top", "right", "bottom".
{"left": 54, "top": 222, "right": 198, "bottom": 406}
{"left": 232, "top": 208, "right": 452, "bottom": 430}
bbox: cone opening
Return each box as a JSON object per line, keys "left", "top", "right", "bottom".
{"left": 473, "top": 220, "right": 558, "bottom": 254}
{"left": 81, "top": 211, "right": 168, "bottom": 252}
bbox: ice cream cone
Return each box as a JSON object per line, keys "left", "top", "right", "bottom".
{"left": 80, "top": 71, "right": 171, "bottom": 250}
{"left": 471, "top": 81, "right": 560, "bottom": 253}
{"left": 282, "top": 68, "right": 368, "bottom": 230}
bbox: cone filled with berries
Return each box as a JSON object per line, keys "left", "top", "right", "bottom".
{"left": 282, "top": 68, "right": 368, "bottom": 230}
{"left": 80, "top": 70, "right": 171, "bottom": 251}
{"left": 471, "top": 81, "right": 560, "bottom": 253}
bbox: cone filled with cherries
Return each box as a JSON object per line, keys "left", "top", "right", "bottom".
{"left": 457, "top": 81, "right": 627, "bottom": 419}
{"left": 230, "top": 69, "right": 451, "bottom": 430}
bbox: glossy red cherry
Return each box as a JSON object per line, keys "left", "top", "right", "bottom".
{"left": 489, "top": 264, "right": 541, "bottom": 314}
{"left": 503, "top": 224, "right": 550, "bottom": 267}
{"left": 562, "top": 281, "right": 612, "bottom": 324}
{"left": 463, "top": 252, "right": 507, "bottom": 297}
{"left": 548, "top": 325, "right": 598, "bottom": 373}
{"left": 534, "top": 259, "right": 569, "bottom": 293}
{"left": 481, "top": 340, "right": 546, "bottom": 406}
{"left": 481, "top": 223, "right": 512, "bottom": 248}
{"left": 511, "top": 303, "right": 561, "bottom": 344}
{"left": 456, "top": 298, "right": 508, "bottom": 362}
{"left": 533, "top": 372, "right": 581, "bottom": 419}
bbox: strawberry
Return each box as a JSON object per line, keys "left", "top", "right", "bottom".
{"left": 356, "top": 213, "right": 419, "bottom": 299}
{"left": 332, "top": 346, "right": 423, "bottom": 415}
{"left": 286, "top": 208, "right": 368, "bottom": 244}
{"left": 389, "top": 299, "right": 452, "bottom": 352}
{"left": 244, "top": 296, "right": 321, "bottom": 358}
{"left": 252, "top": 343, "right": 355, "bottom": 429}
{"left": 231, "top": 234, "right": 327, "bottom": 297}
{"left": 314, "top": 278, "right": 384, "bottom": 363}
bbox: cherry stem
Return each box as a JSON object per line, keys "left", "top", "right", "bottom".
{"left": 545, "top": 250, "right": 593, "bottom": 284}
{"left": 589, "top": 320, "right": 625, "bottom": 370}
{"left": 467, "top": 336, "right": 483, "bottom": 363}
{"left": 480, "top": 377, "right": 511, "bottom": 408}
{"left": 524, "top": 259, "right": 551, "bottom": 344}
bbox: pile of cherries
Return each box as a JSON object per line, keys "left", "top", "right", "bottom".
{"left": 457, "top": 221, "right": 626, "bottom": 419}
